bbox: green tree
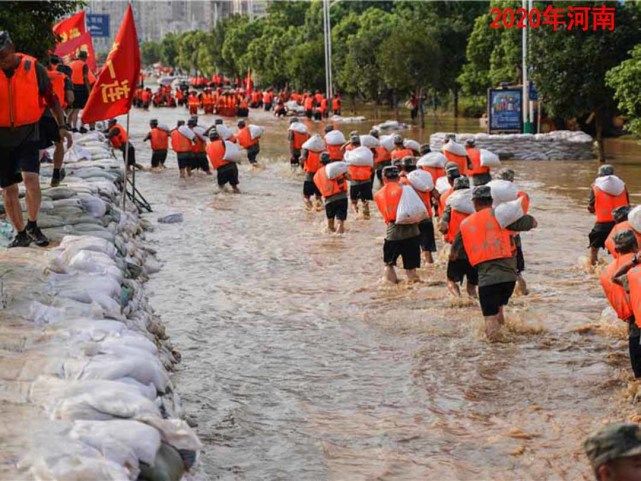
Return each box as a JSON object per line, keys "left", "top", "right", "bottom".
{"left": 159, "top": 33, "right": 179, "bottom": 68}
{"left": 607, "top": 45, "right": 641, "bottom": 138}
{"left": 140, "top": 40, "right": 161, "bottom": 66}
{"left": 0, "top": 1, "right": 81, "bottom": 60}
{"left": 221, "top": 15, "right": 264, "bottom": 77}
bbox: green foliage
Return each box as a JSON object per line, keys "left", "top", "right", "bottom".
{"left": 140, "top": 41, "right": 161, "bottom": 66}
{"left": 607, "top": 45, "right": 641, "bottom": 137}
{"left": 0, "top": 1, "right": 82, "bottom": 60}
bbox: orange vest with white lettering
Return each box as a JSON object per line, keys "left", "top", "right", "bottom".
{"left": 374, "top": 181, "right": 403, "bottom": 223}
{"left": 593, "top": 185, "right": 629, "bottom": 223}
{"left": 0, "top": 54, "right": 46, "bottom": 128}
{"left": 600, "top": 252, "right": 635, "bottom": 321}
{"left": 460, "top": 207, "right": 514, "bottom": 266}
{"left": 313, "top": 167, "right": 347, "bottom": 198}
{"left": 445, "top": 209, "right": 470, "bottom": 244}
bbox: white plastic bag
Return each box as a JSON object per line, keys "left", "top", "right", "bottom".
{"left": 177, "top": 125, "right": 196, "bottom": 141}
{"left": 157, "top": 123, "right": 170, "bottom": 132}
{"left": 435, "top": 176, "right": 451, "bottom": 195}
{"left": 302, "top": 134, "right": 325, "bottom": 152}
{"left": 629, "top": 206, "right": 641, "bottom": 233}
{"left": 442, "top": 139, "right": 466, "bottom": 157}
{"left": 380, "top": 135, "right": 395, "bottom": 152}
{"left": 395, "top": 185, "right": 428, "bottom": 224}
{"left": 249, "top": 124, "right": 264, "bottom": 140}
{"left": 417, "top": 152, "right": 446, "bottom": 168}
{"left": 215, "top": 124, "right": 234, "bottom": 141}
{"left": 446, "top": 188, "right": 475, "bottom": 214}
{"left": 192, "top": 126, "right": 207, "bottom": 142}
{"left": 360, "top": 134, "right": 379, "bottom": 149}
{"left": 288, "top": 122, "right": 308, "bottom": 134}
{"left": 495, "top": 197, "right": 525, "bottom": 228}
{"left": 594, "top": 175, "right": 626, "bottom": 196}
{"left": 487, "top": 179, "right": 519, "bottom": 205}
{"left": 223, "top": 141, "right": 242, "bottom": 162}
{"left": 479, "top": 149, "right": 501, "bottom": 167}
{"left": 325, "top": 161, "right": 348, "bottom": 179}
{"left": 407, "top": 169, "right": 434, "bottom": 192}
{"left": 404, "top": 139, "right": 420, "bottom": 152}
{"left": 325, "top": 130, "right": 346, "bottom": 146}
{"left": 344, "top": 146, "right": 373, "bottom": 167}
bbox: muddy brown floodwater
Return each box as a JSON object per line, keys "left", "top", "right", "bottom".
{"left": 124, "top": 103, "right": 641, "bottom": 480}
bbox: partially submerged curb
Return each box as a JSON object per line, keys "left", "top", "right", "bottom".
{"left": 0, "top": 132, "right": 201, "bottom": 481}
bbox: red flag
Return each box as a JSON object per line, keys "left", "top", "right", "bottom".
{"left": 53, "top": 11, "right": 97, "bottom": 71}
{"left": 81, "top": 5, "right": 140, "bottom": 124}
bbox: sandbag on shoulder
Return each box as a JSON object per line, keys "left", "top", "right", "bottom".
{"left": 215, "top": 124, "right": 233, "bottom": 141}
{"left": 288, "top": 122, "right": 308, "bottom": 134}
{"left": 380, "top": 135, "right": 395, "bottom": 152}
{"left": 480, "top": 149, "right": 501, "bottom": 167}
{"left": 395, "top": 185, "right": 428, "bottom": 224}
{"left": 594, "top": 175, "right": 626, "bottom": 196}
{"left": 407, "top": 169, "right": 434, "bottom": 192}
{"left": 495, "top": 197, "right": 526, "bottom": 228}
{"left": 628, "top": 206, "right": 641, "bottom": 232}
{"left": 249, "top": 124, "right": 264, "bottom": 140}
{"left": 442, "top": 139, "right": 466, "bottom": 157}
{"left": 446, "top": 188, "right": 475, "bottom": 214}
{"left": 177, "top": 125, "right": 195, "bottom": 141}
{"left": 325, "top": 161, "right": 348, "bottom": 179}
{"left": 486, "top": 179, "right": 518, "bottom": 205}
{"left": 302, "top": 134, "right": 325, "bottom": 152}
{"left": 344, "top": 146, "right": 374, "bottom": 167}
{"left": 417, "top": 152, "right": 446, "bottom": 168}
{"left": 403, "top": 139, "right": 420, "bottom": 152}
{"left": 222, "top": 141, "right": 242, "bottom": 163}
{"left": 360, "top": 134, "right": 379, "bottom": 149}
{"left": 325, "top": 130, "right": 346, "bottom": 146}
{"left": 435, "top": 176, "right": 451, "bottom": 195}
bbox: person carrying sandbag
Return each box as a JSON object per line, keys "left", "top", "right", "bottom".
{"left": 454, "top": 185, "right": 537, "bottom": 341}
{"left": 345, "top": 144, "right": 374, "bottom": 219}
{"left": 206, "top": 129, "right": 240, "bottom": 193}
{"left": 374, "top": 165, "right": 425, "bottom": 284}
{"left": 605, "top": 206, "right": 640, "bottom": 259}
{"left": 288, "top": 117, "right": 309, "bottom": 170}
{"left": 235, "top": 119, "right": 261, "bottom": 166}
{"left": 301, "top": 144, "right": 324, "bottom": 211}
{"left": 465, "top": 139, "right": 496, "bottom": 186}
{"left": 313, "top": 156, "right": 349, "bottom": 234}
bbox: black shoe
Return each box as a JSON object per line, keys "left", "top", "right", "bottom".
{"left": 26, "top": 224, "right": 49, "bottom": 247}
{"left": 8, "top": 230, "right": 31, "bottom": 248}
{"left": 79, "top": 127, "right": 88, "bottom": 134}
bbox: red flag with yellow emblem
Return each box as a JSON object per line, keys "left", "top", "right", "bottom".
{"left": 53, "top": 11, "right": 97, "bottom": 71}
{"left": 81, "top": 5, "right": 140, "bottom": 123}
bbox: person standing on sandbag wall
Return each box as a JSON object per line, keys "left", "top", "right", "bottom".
{"left": 0, "top": 31, "right": 69, "bottom": 247}
{"left": 235, "top": 120, "right": 260, "bottom": 167}
{"left": 106, "top": 118, "right": 143, "bottom": 172}
{"left": 588, "top": 164, "right": 630, "bottom": 267}
{"left": 314, "top": 153, "right": 348, "bottom": 234}
{"left": 374, "top": 165, "right": 422, "bottom": 284}
{"left": 46, "top": 55, "right": 74, "bottom": 187}
{"left": 454, "top": 186, "right": 537, "bottom": 341}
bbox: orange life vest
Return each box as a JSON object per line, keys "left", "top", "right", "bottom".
{"left": 304, "top": 97, "right": 314, "bottom": 110}
{"left": 149, "top": 127, "right": 169, "bottom": 151}
{"left": 466, "top": 147, "right": 489, "bottom": 176}
{"left": 600, "top": 252, "right": 635, "bottom": 321}
{"left": 314, "top": 167, "right": 347, "bottom": 198}
{"left": 460, "top": 207, "right": 514, "bottom": 266}
{"left": 320, "top": 98, "right": 328, "bottom": 112}
{"left": 0, "top": 54, "right": 46, "bottom": 128}
{"left": 439, "top": 187, "right": 453, "bottom": 216}
{"left": 70, "top": 59, "right": 86, "bottom": 85}
{"left": 236, "top": 127, "right": 257, "bottom": 149}
{"left": 593, "top": 185, "right": 629, "bottom": 223}
{"left": 206, "top": 139, "right": 228, "bottom": 169}
{"left": 443, "top": 150, "right": 468, "bottom": 175}
{"left": 332, "top": 98, "right": 341, "bottom": 110}
{"left": 444, "top": 208, "right": 470, "bottom": 244}
{"left": 327, "top": 144, "right": 343, "bottom": 161}
{"left": 170, "top": 129, "right": 192, "bottom": 153}
{"left": 517, "top": 191, "right": 530, "bottom": 214}
{"left": 390, "top": 148, "right": 413, "bottom": 161}
{"left": 627, "top": 266, "right": 641, "bottom": 327}
{"left": 415, "top": 189, "right": 433, "bottom": 218}
{"left": 192, "top": 135, "right": 206, "bottom": 153}
{"left": 374, "top": 181, "right": 403, "bottom": 223}
{"left": 421, "top": 166, "right": 445, "bottom": 184}
{"left": 304, "top": 150, "right": 321, "bottom": 174}
{"left": 188, "top": 95, "right": 199, "bottom": 107}
{"left": 141, "top": 90, "right": 151, "bottom": 102}
{"left": 291, "top": 131, "right": 309, "bottom": 150}
{"left": 47, "top": 69, "right": 68, "bottom": 109}
{"left": 108, "top": 123, "right": 128, "bottom": 149}
{"left": 374, "top": 145, "right": 391, "bottom": 164}
{"left": 348, "top": 165, "right": 372, "bottom": 182}
{"left": 605, "top": 221, "right": 641, "bottom": 258}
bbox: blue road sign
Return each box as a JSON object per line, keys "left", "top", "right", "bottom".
{"left": 87, "top": 14, "right": 110, "bottom": 38}
{"left": 529, "top": 81, "right": 538, "bottom": 101}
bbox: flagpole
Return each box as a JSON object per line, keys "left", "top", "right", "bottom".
{"left": 122, "top": 111, "right": 130, "bottom": 210}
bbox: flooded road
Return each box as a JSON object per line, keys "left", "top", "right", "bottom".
{"left": 124, "top": 105, "right": 641, "bottom": 480}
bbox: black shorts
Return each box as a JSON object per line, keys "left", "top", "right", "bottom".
{"left": 516, "top": 242, "right": 525, "bottom": 273}
{"left": 305, "top": 109, "right": 313, "bottom": 119}
{"left": 446, "top": 258, "right": 478, "bottom": 285}
{"left": 177, "top": 152, "right": 192, "bottom": 170}
{"left": 478, "top": 281, "right": 516, "bottom": 316}
{"left": 0, "top": 141, "right": 39, "bottom": 187}
{"left": 217, "top": 163, "right": 239, "bottom": 187}
{"left": 38, "top": 115, "right": 61, "bottom": 149}
{"left": 192, "top": 152, "right": 210, "bottom": 171}
{"left": 247, "top": 144, "right": 260, "bottom": 164}
{"left": 120, "top": 145, "right": 136, "bottom": 166}
{"left": 589, "top": 221, "right": 616, "bottom": 249}
{"left": 418, "top": 219, "right": 436, "bottom": 252}
{"left": 72, "top": 84, "right": 89, "bottom": 109}
{"left": 303, "top": 180, "right": 321, "bottom": 198}
{"left": 291, "top": 149, "right": 301, "bottom": 165}
{"left": 325, "top": 198, "right": 348, "bottom": 220}
{"left": 383, "top": 236, "right": 421, "bottom": 270}
{"left": 349, "top": 182, "right": 373, "bottom": 201}
{"left": 151, "top": 150, "right": 167, "bottom": 167}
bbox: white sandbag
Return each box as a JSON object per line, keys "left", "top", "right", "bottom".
{"left": 215, "top": 124, "right": 234, "bottom": 141}
{"left": 442, "top": 139, "right": 466, "bottom": 157}
{"left": 446, "top": 188, "right": 475, "bottom": 214}
{"left": 480, "top": 149, "right": 501, "bottom": 167}
{"left": 344, "top": 146, "right": 373, "bottom": 167}
{"left": 396, "top": 185, "right": 428, "bottom": 224}
{"left": 222, "top": 141, "right": 242, "bottom": 163}
{"left": 65, "top": 145, "right": 93, "bottom": 162}
{"left": 325, "top": 161, "right": 348, "bottom": 180}
{"left": 249, "top": 124, "right": 264, "bottom": 140}
{"left": 495, "top": 197, "right": 526, "bottom": 228}
{"left": 66, "top": 250, "right": 123, "bottom": 283}
{"left": 77, "top": 193, "right": 108, "bottom": 219}
{"left": 380, "top": 135, "right": 395, "bottom": 152}
{"left": 78, "top": 353, "right": 170, "bottom": 392}
{"left": 192, "top": 126, "right": 207, "bottom": 142}
{"left": 435, "top": 176, "right": 451, "bottom": 195}
{"left": 594, "top": 175, "right": 626, "bottom": 196}
{"left": 487, "top": 179, "right": 519, "bottom": 205}
{"left": 417, "top": 152, "right": 446, "bottom": 168}
{"left": 302, "top": 134, "right": 325, "bottom": 152}
{"left": 157, "top": 123, "right": 170, "bottom": 132}
{"left": 403, "top": 139, "right": 420, "bottom": 152}
{"left": 629, "top": 206, "right": 641, "bottom": 233}
{"left": 325, "top": 130, "right": 346, "bottom": 146}
{"left": 177, "top": 125, "right": 195, "bottom": 141}
{"left": 59, "top": 235, "right": 117, "bottom": 258}
{"left": 288, "top": 122, "right": 309, "bottom": 134}
{"left": 360, "top": 134, "right": 380, "bottom": 149}
{"left": 407, "top": 169, "right": 434, "bottom": 192}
